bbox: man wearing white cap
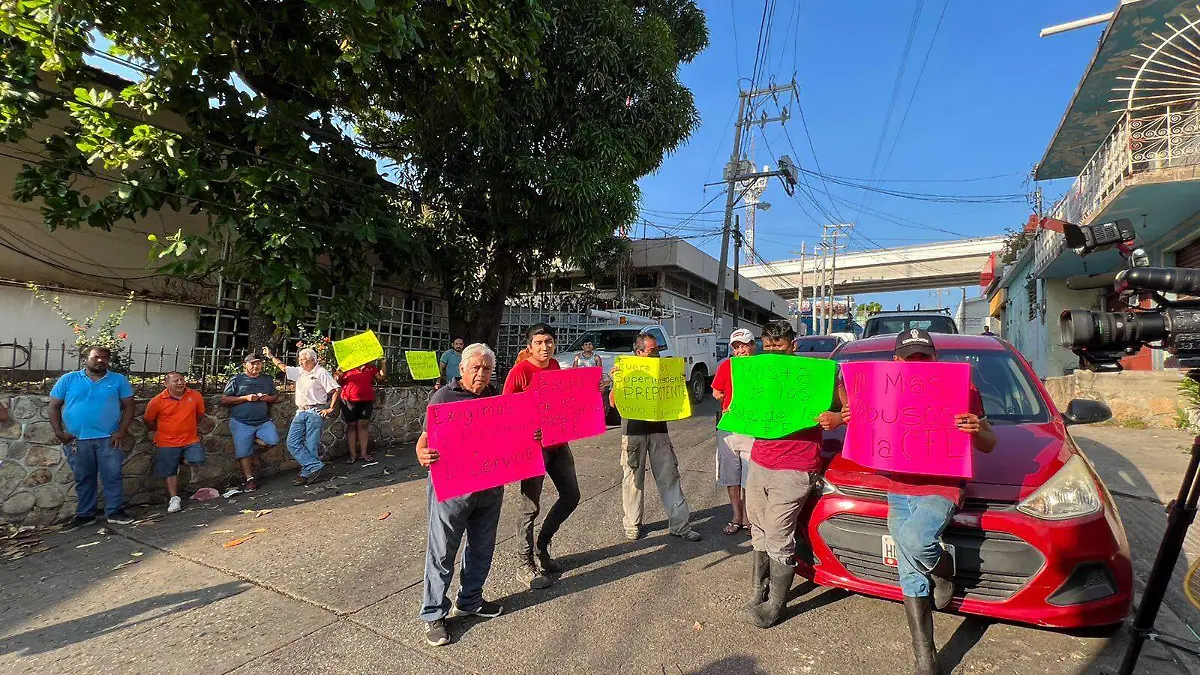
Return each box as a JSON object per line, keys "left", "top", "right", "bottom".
{"left": 710, "top": 328, "right": 756, "bottom": 535}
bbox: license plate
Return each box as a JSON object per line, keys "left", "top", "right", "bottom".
{"left": 881, "top": 535, "right": 955, "bottom": 569}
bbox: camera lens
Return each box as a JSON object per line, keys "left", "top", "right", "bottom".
{"left": 1059, "top": 310, "right": 1167, "bottom": 350}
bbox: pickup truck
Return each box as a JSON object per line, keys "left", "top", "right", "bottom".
{"left": 861, "top": 310, "right": 958, "bottom": 338}
{"left": 556, "top": 323, "right": 717, "bottom": 403}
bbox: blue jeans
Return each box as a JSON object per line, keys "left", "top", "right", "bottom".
{"left": 65, "top": 438, "right": 124, "bottom": 518}
{"left": 887, "top": 493, "right": 956, "bottom": 598}
{"left": 230, "top": 418, "right": 280, "bottom": 459}
{"left": 286, "top": 409, "right": 326, "bottom": 476}
{"left": 420, "top": 479, "right": 503, "bottom": 622}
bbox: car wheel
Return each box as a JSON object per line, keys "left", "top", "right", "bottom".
{"left": 689, "top": 369, "right": 707, "bottom": 404}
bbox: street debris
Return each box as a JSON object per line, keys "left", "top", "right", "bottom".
{"left": 693, "top": 621, "right": 704, "bottom": 633}
{"left": 112, "top": 559, "right": 141, "bottom": 571}
{"left": 76, "top": 541, "right": 99, "bottom": 549}
{"left": 344, "top": 492, "right": 358, "bottom": 497}
{"left": 191, "top": 488, "right": 220, "bottom": 501}
{"left": 222, "top": 488, "right": 243, "bottom": 499}
{"left": 211, "top": 529, "right": 235, "bottom": 534}
{"left": 378, "top": 512, "right": 391, "bottom": 520}
{"left": 362, "top": 462, "right": 379, "bottom": 467}
{"left": 239, "top": 509, "right": 273, "bottom": 518}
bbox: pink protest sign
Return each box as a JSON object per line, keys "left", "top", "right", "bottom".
{"left": 841, "top": 361, "right": 974, "bottom": 479}
{"left": 427, "top": 391, "right": 545, "bottom": 502}
{"left": 533, "top": 367, "right": 606, "bottom": 446}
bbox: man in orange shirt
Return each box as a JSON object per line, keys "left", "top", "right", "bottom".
{"left": 144, "top": 372, "right": 208, "bottom": 514}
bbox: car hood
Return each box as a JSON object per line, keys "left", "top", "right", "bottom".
{"left": 822, "top": 420, "right": 1074, "bottom": 502}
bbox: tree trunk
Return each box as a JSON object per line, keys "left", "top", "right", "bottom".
{"left": 247, "top": 300, "right": 280, "bottom": 356}
{"left": 447, "top": 252, "right": 517, "bottom": 348}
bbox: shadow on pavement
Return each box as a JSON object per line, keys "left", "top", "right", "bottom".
{"left": 1, "top": 581, "right": 251, "bottom": 657}
{"left": 685, "top": 656, "right": 770, "bottom": 674}
{"left": 939, "top": 616, "right": 990, "bottom": 673}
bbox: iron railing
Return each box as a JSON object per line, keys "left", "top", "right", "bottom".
{"left": 1035, "top": 105, "right": 1200, "bottom": 276}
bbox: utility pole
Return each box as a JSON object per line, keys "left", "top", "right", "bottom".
{"left": 712, "top": 80, "right": 800, "bottom": 335}
{"left": 792, "top": 242, "right": 806, "bottom": 333}
{"left": 732, "top": 215, "right": 742, "bottom": 329}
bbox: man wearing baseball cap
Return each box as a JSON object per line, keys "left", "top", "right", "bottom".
{"left": 835, "top": 328, "right": 996, "bottom": 675}
{"left": 710, "top": 328, "right": 756, "bottom": 535}
{"left": 220, "top": 352, "right": 282, "bottom": 492}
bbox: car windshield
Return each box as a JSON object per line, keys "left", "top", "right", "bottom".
{"left": 867, "top": 316, "right": 957, "bottom": 336}
{"left": 566, "top": 329, "right": 638, "bottom": 353}
{"left": 835, "top": 348, "right": 1049, "bottom": 424}
{"left": 796, "top": 337, "right": 839, "bottom": 352}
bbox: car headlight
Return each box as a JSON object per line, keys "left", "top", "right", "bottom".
{"left": 1016, "top": 455, "right": 1102, "bottom": 520}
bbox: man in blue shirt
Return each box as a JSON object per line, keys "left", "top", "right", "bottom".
{"left": 437, "top": 338, "right": 464, "bottom": 388}
{"left": 49, "top": 346, "right": 136, "bottom": 526}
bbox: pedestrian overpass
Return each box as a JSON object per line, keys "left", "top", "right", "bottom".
{"left": 741, "top": 236, "right": 1005, "bottom": 296}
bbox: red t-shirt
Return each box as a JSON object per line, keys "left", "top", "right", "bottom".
{"left": 751, "top": 427, "right": 825, "bottom": 473}
{"left": 885, "top": 386, "right": 986, "bottom": 507}
{"left": 337, "top": 365, "right": 379, "bottom": 402}
{"left": 503, "top": 358, "right": 559, "bottom": 394}
{"left": 711, "top": 359, "right": 734, "bottom": 412}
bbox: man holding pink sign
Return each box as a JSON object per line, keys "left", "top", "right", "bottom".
{"left": 416, "top": 343, "right": 543, "bottom": 648}
{"left": 838, "top": 328, "right": 996, "bottom": 675}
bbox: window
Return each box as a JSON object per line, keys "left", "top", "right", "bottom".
{"left": 631, "top": 272, "right": 659, "bottom": 289}
{"left": 667, "top": 275, "right": 689, "bottom": 296}
{"left": 566, "top": 329, "right": 639, "bottom": 353}
{"left": 836, "top": 348, "right": 1048, "bottom": 423}
{"left": 645, "top": 327, "right": 669, "bottom": 350}
{"left": 795, "top": 337, "right": 840, "bottom": 353}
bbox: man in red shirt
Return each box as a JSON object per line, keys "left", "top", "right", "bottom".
{"left": 836, "top": 328, "right": 996, "bottom": 675}
{"left": 744, "top": 320, "right": 845, "bottom": 629}
{"left": 711, "top": 328, "right": 756, "bottom": 535}
{"left": 144, "top": 372, "right": 208, "bottom": 514}
{"left": 503, "top": 323, "right": 581, "bottom": 590}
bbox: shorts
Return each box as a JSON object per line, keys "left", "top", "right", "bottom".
{"left": 715, "top": 430, "right": 753, "bottom": 487}
{"left": 230, "top": 418, "right": 280, "bottom": 459}
{"left": 153, "top": 442, "right": 206, "bottom": 478}
{"left": 341, "top": 400, "right": 375, "bottom": 423}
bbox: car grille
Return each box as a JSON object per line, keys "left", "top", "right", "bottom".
{"left": 817, "top": 514, "right": 1044, "bottom": 602}
{"left": 834, "top": 485, "right": 1017, "bottom": 512}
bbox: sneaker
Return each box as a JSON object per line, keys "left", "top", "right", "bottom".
{"left": 167, "top": 496, "right": 182, "bottom": 513}
{"left": 624, "top": 527, "right": 642, "bottom": 541}
{"left": 292, "top": 473, "right": 308, "bottom": 486}
{"left": 672, "top": 529, "right": 703, "bottom": 542}
{"left": 71, "top": 514, "right": 97, "bottom": 528}
{"left": 450, "top": 599, "right": 504, "bottom": 619}
{"left": 242, "top": 477, "right": 258, "bottom": 492}
{"left": 106, "top": 511, "right": 135, "bottom": 525}
{"left": 424, "top": 619, "right": 450, "bottom": 647}
{"left": 536, "top": 546, "right": 562, "bottom": 574}
{"left": 304, "top": 467, "right": 328, "bottom": 485}
{"left": 517, "top": 556, "right": 552, "bottom": 590}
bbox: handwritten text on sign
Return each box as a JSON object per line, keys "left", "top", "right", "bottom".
{"left": 840, "top": 361, "right": 973, "bottom": 479}
{"left": 332, "top": 331, "right": 384, "bottom": 371}
{"left": 533, "top": 367, "right": 606, "bottom": 446}
{"left": 427, "top": 391, "right": 545, "bottom": 502}
{"left": 406, "top": 351, "right": 441, "bottom": 380}
{"left": 717, "top": 354, "right": 836, "bottom": 439}
{"left": 611, "top": 356, "right": 692, "bottom": 422}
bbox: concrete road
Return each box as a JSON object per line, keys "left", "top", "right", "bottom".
{"left": 1, "top": 400, "right": 1196, "bottom": 674}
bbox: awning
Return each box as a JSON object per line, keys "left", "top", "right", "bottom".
{"left": 989, "top": 288, "right": 1007, "bottom": 318}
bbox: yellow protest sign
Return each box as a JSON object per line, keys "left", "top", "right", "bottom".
{"left": 406, "top": 350, "right": 441, "bottom": 380}
{"left": 611, "top": 356, "right": 692, "bottom": 422}
{"left": 332, "top": 331, "right": 384, "bottom": 371}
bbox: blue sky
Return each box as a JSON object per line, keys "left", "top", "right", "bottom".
{"left": 637, "top": 0, "right": 1110, "bottom": 310}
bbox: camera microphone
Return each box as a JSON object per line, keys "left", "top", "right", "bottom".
{"left": 1065, "top": 272, "right": 1119, "bottom": 290}
{"left": 1119, "top": 268, "right": 1200, "bottom": 295}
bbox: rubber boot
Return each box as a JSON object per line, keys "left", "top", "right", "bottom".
{"left": 745, "top": 550, "right": 770, "bottom": 609}
{"left": 743, "top": 559, "right": 793, "bottom": 628}
{"left": 903, "top": 595, "right": 942, "bottom": 675}
{"left": 928, "top": 552, "right": 954, "bottom": 610}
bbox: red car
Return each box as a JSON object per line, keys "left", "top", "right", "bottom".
{"left": 797, "top": 334, "right": 1132, "bottom": 628}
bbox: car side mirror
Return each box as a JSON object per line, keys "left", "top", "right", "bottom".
{"left": 1063, "top": 399, "right": 1112, "bottom": 426}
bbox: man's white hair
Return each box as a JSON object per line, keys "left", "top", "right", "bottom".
{"left": 460, "top": 343, "right": 496, "bottom": 372}
{"left": 298, "top": 348, "right": 318, "bottom": 363}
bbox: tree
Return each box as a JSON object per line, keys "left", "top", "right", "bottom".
{"left": 361, "top": 0, "right": 709, "bottom": 344}
{"left": 0, "top": 0, "right": 545, "bottom": 347}
{"left": 855, "top": 301, "right": 883, "bottom": 321}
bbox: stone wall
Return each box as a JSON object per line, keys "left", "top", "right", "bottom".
{"left": 0, "top": 386, "right": 431, "bottom": 525}
{"left": 1043, "top": 369, "right": 1186, "bottom": 428}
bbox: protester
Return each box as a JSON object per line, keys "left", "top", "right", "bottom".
{"left": 264, "top": 346, "right": 340, "bottom": 485}
{"left": 417, "top": 343, "right": 525, "bottom": 647}
{"left": 503, "top": 323, "right": 582, "bottom": 590}
{"left": 438, "top": 338, "right": 465, "bottom": 387}
{"left": 743, "top": 320, "right": 845, "bottom": 629}
{"left": 336, "top": 360, "right": 386, "bottom": 463}
{"left": 609, "top": 332, "right": 702, "bottom": 543}
{"left": 144, "top": 372, "right": 207, "bottom": 513}
{"left": 221, "top": 353, "right": 281, "bottom": 492}
{"left": 572, "top": 339, "right": 603, "bottom": 370}
{"left": 710, "top": 328, "right": 756, "bottom": 535}
{"left": 48, "top": 346, "right": 135, "bottom": 526}
{"left": 836, "top": 328, "right": 996, "bottom": 675}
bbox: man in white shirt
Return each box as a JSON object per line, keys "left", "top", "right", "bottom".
{"left": 264, "top": 347, "right": 340, "bottom": 485}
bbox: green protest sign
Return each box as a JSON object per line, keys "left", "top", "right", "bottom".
{"left": 716, "top": 354, "right": 837, "bottom": 439}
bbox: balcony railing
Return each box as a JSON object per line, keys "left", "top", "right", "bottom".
{"left": 1035, "top": 105, "right": 1200, "bottom": 275}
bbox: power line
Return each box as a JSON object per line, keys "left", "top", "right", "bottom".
{"left": 878, "top": 0, "right": 951, "bottom": 178}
